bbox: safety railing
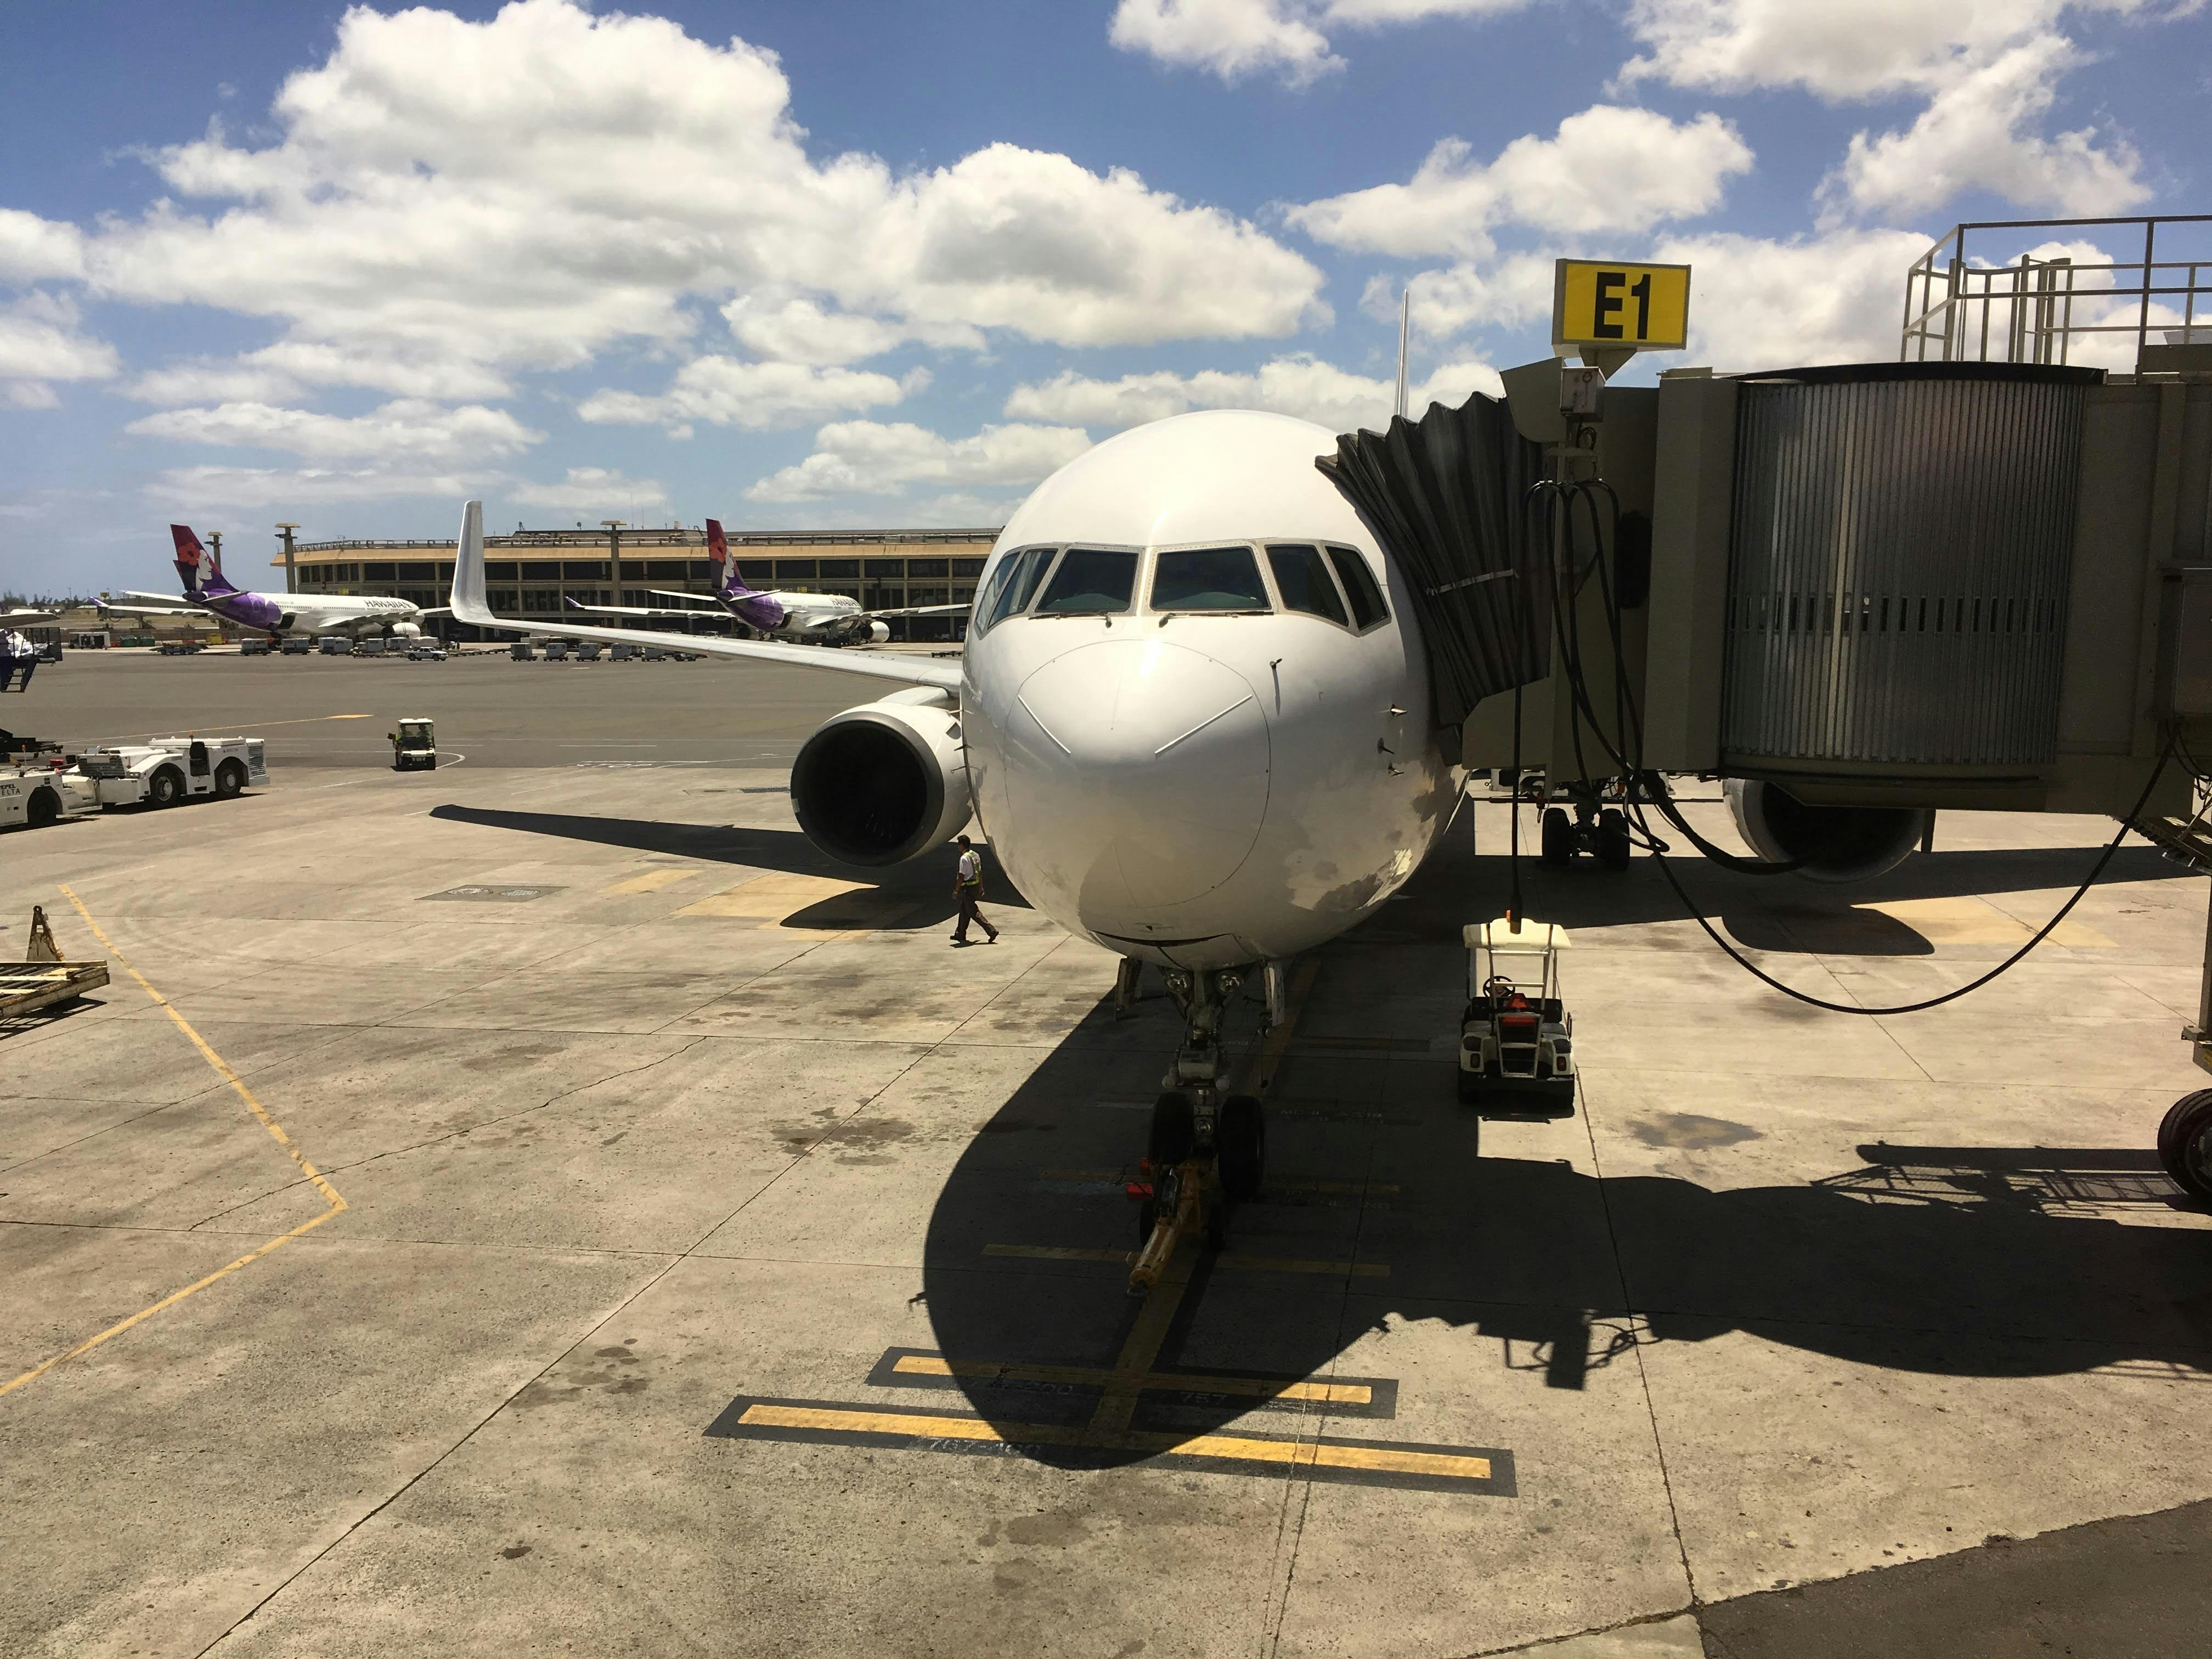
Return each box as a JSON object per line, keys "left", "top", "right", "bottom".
{"left": 1901, "top": 215, "right": 2212, "bottom": 368}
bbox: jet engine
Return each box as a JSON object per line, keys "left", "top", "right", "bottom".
{"left": 390, "top": 620, "right": 424, "bottom": 639}
{"left": 1724, "top": 780, "right": 1928, "bottom": 883}
{"left": 864, "top": 621, "right": 891, "bottom": 645}
{"left": 791, "top": 689, "right": 970, "bottom": 866}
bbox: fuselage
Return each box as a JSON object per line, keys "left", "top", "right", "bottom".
{"left": 213, "top": 591, "right": 426, "bottom": 637}
{"left": 959, "top": 410, "right": 1460, "bottom": 971}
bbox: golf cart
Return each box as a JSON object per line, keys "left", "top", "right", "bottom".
{"left": 1458, "top": 916, "right": 1575, "bottom": 1113}
{"left": 390, "top": 717, "right": 437, "bottom": 771}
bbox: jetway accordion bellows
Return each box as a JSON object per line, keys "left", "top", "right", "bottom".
{"left": 1318, "top": 392, "right": 1548, "bottom": 729}
{"left": 1720, "top": 363, "right": 2095, "bottom": 772}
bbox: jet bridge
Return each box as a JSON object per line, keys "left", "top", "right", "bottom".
{"left": 1323, "top": 212, "right": 2212, "bottom": 1188}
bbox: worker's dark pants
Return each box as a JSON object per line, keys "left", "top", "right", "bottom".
{"left": 953, "top": 887, "right": 996, "bottom": 941}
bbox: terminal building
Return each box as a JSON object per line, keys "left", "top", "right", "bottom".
{"left": 275, "top": 523, "right": 1000, "bottom": 642}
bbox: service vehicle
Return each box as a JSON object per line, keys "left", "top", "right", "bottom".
{"left": 407, "top": 641, "right": 447, "bottom": 661}
{"left": 1458, "top": 917, "right": 1576, "bottom": 1111}
{"left": 70, "top": 736, "right": 267, "bottom": 809}
{"left": 0, "top": 761, "right": 96, "bottom": 831}
{"left": 510, "top": 640, "right": 534, "bottom": 661}
{"left": 353, "top": 637, "right": 387, "bottom": 658}
{"left": 390, "top": 718, "right": 437, "bottom": 770}
{"left": 576, "top": 640, "right": 602, "bottom": 661}
{"left": 544, "top": 639, "right": 570, "bottom": 661}
{"left": 318, "top": 635, "right": 350, "bottom": 654}
{"left": 239, "top": 636, "right": 273, "bottom": 656}
{"left": 280, "top": 635, "right": 313, "bottom": 654}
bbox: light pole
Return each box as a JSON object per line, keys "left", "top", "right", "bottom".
{"left": 274, "top": 523, "right": 300, "bottom": 595}
{"left": 601, "top": 520, "right": 625, "bottom": 621}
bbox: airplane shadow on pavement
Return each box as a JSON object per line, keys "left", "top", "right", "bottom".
{"left": 426, "top": 803, "right": 1031, "bottom": 931}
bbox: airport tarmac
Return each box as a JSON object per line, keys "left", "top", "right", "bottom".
{"left": 5, "top": 654, "right": 2212, "bottom": 1657}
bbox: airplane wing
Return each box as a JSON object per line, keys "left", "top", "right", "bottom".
{"left": 449, "top": 501, "right": 962, "bottom": 692}
{"left": 567, "top": 596, "right": 718, "bottom": 619}
{"left": 96, "top": 600, "right": 203, "bottom": 617}
{"left": 119, "top": 590, "right": 194, "bottom": 606}
{"left": 645, "top": 589, "right": 729, "bottom": 609}
{"left": 0, "top": 609, "right": 64, "bottom": 624}
{"left": 855, "top": 603, "right": 972, "bottom": 620}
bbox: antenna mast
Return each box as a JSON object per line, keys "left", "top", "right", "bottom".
{"left": 1393, "top": 287, "right": 1412, "bottom": 421}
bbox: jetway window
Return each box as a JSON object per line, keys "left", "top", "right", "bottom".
{"left": 1034, "top": 548, "right": 1136, "bottom": 616}
{"left": 1326, "top": 547, "right": 1388, "bottom": 631}
{"left": 1265, "top": 544, "right": 1349, "bottom": 626}
{"left": 1151, "top": 546, "right": 1270, "bottom": 613}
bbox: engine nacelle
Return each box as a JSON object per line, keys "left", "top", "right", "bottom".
{"left": 865, "top": 620, "right": 890, "bottom": 645}
{"left": 791, "top": 689, "right": 971, "bottom": 866}
{"left": 390, "top": 620, "right": 423, "bottom": 639}
{"left": 1724, "top": 779, "right": 1928, "bottom": 883}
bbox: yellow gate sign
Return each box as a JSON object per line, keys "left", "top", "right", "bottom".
{"left": 1552, "top": 260, "right": 1691, "bottom": 351}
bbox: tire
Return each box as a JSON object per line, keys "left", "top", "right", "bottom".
{"left": 2158, "top": 1090, "right": 2212, "bottom": 1200}
{"left": 213, "top": 760, "right": 246, "bottom": 799}
{"left": 148, "top": 767, "right": 184, "bottom": 808}
{"left": 1457, "top": 1069, "right": 1483, "bottom": 1105}
{"left": 1598, "top": 807, "right": 1632, "bottom": 871}
{"left": 27, "top": 787, "right": 58, "bottom": 828}
{"left": 1541, "top": 806, "right": 1573, "bottom": 866}
{"left": 1147, "top": 1091, "right": 1196, "bottom": 1170}
{"left": 1217, "top": 1093, "right": 1264, "bottom": 1203}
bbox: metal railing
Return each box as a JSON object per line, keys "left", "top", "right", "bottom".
{"left": 1901, "top": 215, "right": 2212, "bottom": 368}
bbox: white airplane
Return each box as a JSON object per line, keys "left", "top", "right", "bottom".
{"left": 97, "top": 526, "right": 446, "bottom": 641}
{"left": 565, "top": 517, "right": 969, "bottom": 646}
{"left": 449, "top": 409, "right": 1455, "bottom": 1215}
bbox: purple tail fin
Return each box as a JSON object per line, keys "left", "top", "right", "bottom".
{"left": 172, "top": 526, "right": 239, "bottom": 598}
{"left": 705, "top": 520, "right": 759, "bottom": 599}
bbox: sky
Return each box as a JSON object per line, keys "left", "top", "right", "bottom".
{"left": 0, "top": 0, "right": 2205, "bottom": 596}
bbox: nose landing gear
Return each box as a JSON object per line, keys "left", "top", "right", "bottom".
{"left": 1124, "top": 966, "right": 1267, "bottom": 1293}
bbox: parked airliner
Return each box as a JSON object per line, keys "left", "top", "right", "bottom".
{"left": 567, "top": 518, "right": 968, "bottom": 646}
{"left": 449, "top": 409, "right": 1455, "bottom": 1207}
{"left": 98, "top": 526, "right": 446, "bottom": 641}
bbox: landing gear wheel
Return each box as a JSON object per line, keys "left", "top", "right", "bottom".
{"left": 1541, "top": 806, "right": 1572, "bottom": 867}
{"left": 1147, "top": 1091, "right": 1196, "bottom": 1170}
{"left": 148, "top": 767, "right": 184, "bottom": 808}
{"left": 2158, "top": 1090, "right": 2212, "bottom": 1200}
{"left": 1597, "top": 807, "right": 1631, "bottom": 871}
{"left": 27, "top": 788, "right": 58, "bottom": 828}
{"left": 1217, "top": 1093, "right": 1265, "bottom": 1203}
{"left": 214, "top": 760, "right": 245, "bottom": 799}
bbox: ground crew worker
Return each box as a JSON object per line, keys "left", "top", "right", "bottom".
{"left": 951, "top": 833, "right": 998, "bottom": 945}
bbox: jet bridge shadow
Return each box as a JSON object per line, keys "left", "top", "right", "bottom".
{"left": 427, "top": 804, "right": 1031, "bottom": 929}
{"left": 898, "top": 832, "right": 2212, "bottom": 1476}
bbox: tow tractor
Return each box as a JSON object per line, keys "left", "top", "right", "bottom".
{"left": 70, "top": 736, "right": 267, "bottom": 808}
{"left": 1459, "top": 917, "right": 1576, "bottom": 1112}
{"left": 390, "top": 717, "right": 437, "bottom": 770}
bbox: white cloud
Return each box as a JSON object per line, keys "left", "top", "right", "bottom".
{"left": 1647, "top": 228, "right": 1934, "bottom": 366}
{"left": 721, "top": 295, "right": 983, "bottom": 366}
{"left": 0, "top": 210, "right": 86, "bottom": 283}
{"left": 507, "top": 467, "right": 670, "bottom": 512}
{"left": 1005, "top": 353, "right": 1502, "bottom": 433}
{"left": 1286, "top": 106, "right": 1752, "bottom": 257}
{"left": 69, "top": 0, "right": 1319, "bottom": 407}
{"left": 577, "top": 358, "right": 920, "bottom": 432}
{"left": 124, "top": 399, "right": 543, "bottom": 463}
{"left": 1821, "top": 35, "right": 2149, "bottom": 219}
{"left": 124, "top": 341, "right": 515, "bottom": 407}
{"left": 746, "top": 421, "right": 1093, "bottom": 503}
{"left": 1617, "top": 0, "right": 2166, "bottom": 100}
{"left": 1109, "top": 0, "right": 1533, "bottom": 86}
{"left": 1359, "top": 254, "right": 1556, "bottom": 338}
{"left": 145, "top": 465, "right": 505, "bottom": 511}
{"left": 0, "top": 292, "right": 120, "bottom": 409}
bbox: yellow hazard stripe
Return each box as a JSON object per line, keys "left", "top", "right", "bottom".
{"left": 889, "top": 1353, "right": 1373, "bottom": 1405}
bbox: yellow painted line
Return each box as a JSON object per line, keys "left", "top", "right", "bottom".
{"left": 733, "top": 1403, "right": 1488, "bottom": 1480}
{"left": 2, "top": 890, "right": 348, "bottom": 1402}
{"left": 890, "top": 1353, "right": 1373, "bottom": 1405}
{"left": 602, "top": 868, "right": 701, "bottom": 894}
{"left": 108, "top": 713, "right": 373, "bottom": 740}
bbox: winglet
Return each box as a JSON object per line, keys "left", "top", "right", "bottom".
{"left": 449, "top": 499, "right": 492, "bottom": 625}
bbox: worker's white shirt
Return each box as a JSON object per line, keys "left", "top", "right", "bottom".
{"left": 957, "top": 850, "right": 981, "bottom": 885}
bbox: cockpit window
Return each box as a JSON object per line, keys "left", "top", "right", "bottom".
{"left": 1150, "top": 546, "right": 1271, "bottom": 613}
{"left": 980, "top": 546, "right": 1057, "bottom": 629}
{"left": 1266, "top": 544, "right": 1349, "bottom": 625}
{"left": 1034, "top": 548, "right": 1137, "bottom": 615}
{"left": 1327, "top": 547, "right": 1388, "bottom": 631}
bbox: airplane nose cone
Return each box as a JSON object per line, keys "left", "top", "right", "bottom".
{"left": 1006, "top": 637, "right": 1268, "bottom": 911}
